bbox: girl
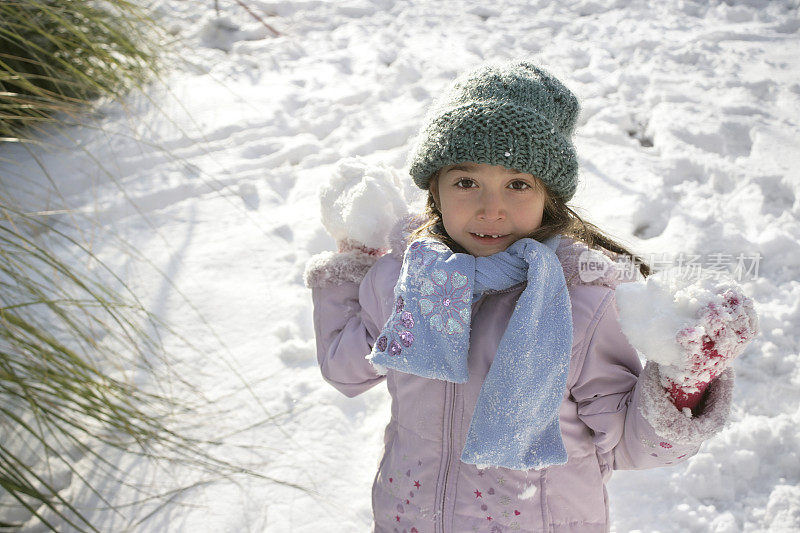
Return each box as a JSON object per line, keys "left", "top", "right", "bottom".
{"left": 304, "top": 60, "right": 758, "bottom": 532}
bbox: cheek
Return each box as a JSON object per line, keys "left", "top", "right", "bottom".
{"left": 533, "top": 202, "right": 545, "bottom": 223}
{"left": 440, "top": 208, "right": 461, "bottom": 234}
{"left": 520, "top": 198, "right": 545, "bottom": 230}
{"left": 439, "top": 194, "right": 467, "bottom": 225}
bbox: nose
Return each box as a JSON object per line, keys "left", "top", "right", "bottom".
{"left": 477, "top": 189, "right": 505, "bottom": 221}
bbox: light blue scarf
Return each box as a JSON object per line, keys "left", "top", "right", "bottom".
{"left": 368, "top": 235, "right": 572, "bottom": 471}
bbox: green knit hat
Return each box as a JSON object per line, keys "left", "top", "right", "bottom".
{"left": 407, "top": 60, "right": 581, "bottom": 201}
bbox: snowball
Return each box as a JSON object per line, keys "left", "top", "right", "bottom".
{"left": 319, "top": 156, "right": 408, "bottom": 250}
{"left": 614, "top": 267, "right": 747, "bottom": 367}
{"left": 765, "top": 484, "right": 800, "bottom": 531}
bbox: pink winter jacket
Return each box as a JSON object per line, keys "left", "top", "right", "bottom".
{"left": 305, "top": 217, "right": 734, "bottom": 533}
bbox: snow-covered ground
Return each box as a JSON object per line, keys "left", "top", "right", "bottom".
{"left": 1, "top": 0, "right": 799, "bottom": 530}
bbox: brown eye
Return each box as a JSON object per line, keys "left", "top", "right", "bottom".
{"left": 455, "top": 178, "right": 476, "bottom": 188}
{"left": 509, "top": 180, "right": 531, "bottom": 190}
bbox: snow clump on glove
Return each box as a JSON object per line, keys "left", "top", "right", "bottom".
{"left": 319, "top": 156, "right": 408, "bottom": 254}
{"left": 615, "top": 267, "right": 759, "bottom": 410}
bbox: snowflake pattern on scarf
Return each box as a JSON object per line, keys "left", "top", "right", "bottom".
{"left": 419, "top": 269, "right": 470, "bottom": 335}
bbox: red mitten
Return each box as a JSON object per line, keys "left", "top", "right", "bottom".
{"left": 337, "top": 238, "right": 388, "bottom": 257}
{"left": 662, "top": 287, "right": 759, "bottom": 413}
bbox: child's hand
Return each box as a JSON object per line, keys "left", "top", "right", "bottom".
{"left": 615, "top": 269, "right": 760, "bottom": 414}
{"left": 337, "top": 238, "right": 387, "bottom": 257}
{"left": 661, "top": 286, "right": 759, "bottom": 411}
{"left": 319, "top": 156, "right": 407, "bottom": 254}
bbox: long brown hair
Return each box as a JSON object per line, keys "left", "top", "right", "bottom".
{"left": 408, "top": 167, "right": 651, "bottom": 279}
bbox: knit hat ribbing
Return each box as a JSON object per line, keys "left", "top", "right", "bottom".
{"left": 407, "top": 60, "right": 581, "bottom": 201}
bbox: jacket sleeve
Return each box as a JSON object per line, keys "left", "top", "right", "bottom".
{"left": 570, "top": 290, "right": 735, "bottom": 470}
{"left": 305, "top": 250, "right": 400, "bottom": 398}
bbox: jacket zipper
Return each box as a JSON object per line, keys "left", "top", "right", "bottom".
{"left": 438, "top": 380, "right": 456, "bottom": 533}
{"left": 436, "top": 296, "right": 490, "bottom": 532}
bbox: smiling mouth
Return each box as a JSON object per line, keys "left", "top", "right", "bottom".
{"left": 470, "top": 232, "right": 509, "bottom": 240}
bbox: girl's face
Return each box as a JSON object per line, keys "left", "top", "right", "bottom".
{"left": 432, "top": 161, "right": 547, "bottom": 257}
